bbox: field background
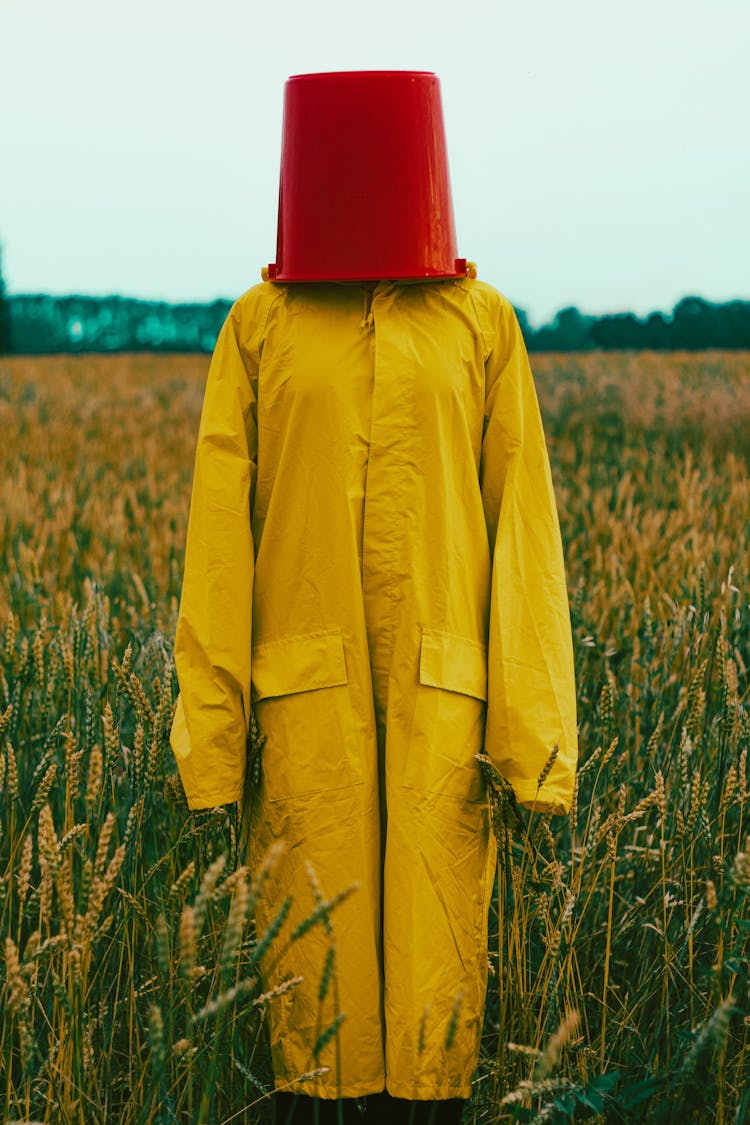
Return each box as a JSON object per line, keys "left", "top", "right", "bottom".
{"left": 1, "top": 350, "right": 749, "bottom": 1123}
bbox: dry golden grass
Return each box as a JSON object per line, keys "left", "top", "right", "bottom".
{"left": 1, "top": 349, "right": 749, "bottom": 1123}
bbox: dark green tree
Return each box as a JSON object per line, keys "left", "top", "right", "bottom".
{"left": 550, "top": 305, "right": 594, "bottom": 350}
{"left": 512, "top": 305, "right": 533, "bottom": 344}
{"left": 671, "top": 296, "right": 713, "bottom": 349}
{"left": 0, "top": 242, "right": 10, "bottom": 354}
{"left": 590, "top": 312, "right": 642, "bottom": 349}
{"left": 644, "top": 311, "right": 670, "bottom": 349}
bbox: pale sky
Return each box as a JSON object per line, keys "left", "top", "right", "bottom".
{"left": 2, "top": 0, "right": 748, "bottom": 326}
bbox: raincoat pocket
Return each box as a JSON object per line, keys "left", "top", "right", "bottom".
{"left": 251, "top": 627, "right": 363, "bottom": 803}
{"left": 403, "top": 627, "right": 488, "bottom": 803}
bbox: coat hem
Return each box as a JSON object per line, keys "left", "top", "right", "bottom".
{"left": 186, "top": 788, "right": 243, "bottom": 810}
{"left": 274, "top": 1078, "right": 385, "bottom": 1099}
{"left": 505, "top": 777, "right": 571, "bottom": 815}
{"left": 386, "top": 1080, "right": 473, "bottom": 1099}
{"left": 272, "top": 1078, "right": 473, "bottom": 1100}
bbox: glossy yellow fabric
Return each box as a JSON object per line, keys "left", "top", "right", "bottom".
{"left": 170, "top": 276, "right": 578, "bottom": 1099}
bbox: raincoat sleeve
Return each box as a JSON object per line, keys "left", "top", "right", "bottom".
{"left": 479, "top": 295, "right": 578, "bottom": 814}
{"left": 169, "top": 302, "right": 257, "bottom": 810}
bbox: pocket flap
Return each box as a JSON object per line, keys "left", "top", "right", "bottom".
{"left": 419, "top": 628, "right": 488, "bottom": 701}
{"left": 251, "top": 628, "right": 348, "bottom": 701}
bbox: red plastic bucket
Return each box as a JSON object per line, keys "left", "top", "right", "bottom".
{"left": 268, "top": 71, "right": 466, "bottom": 282}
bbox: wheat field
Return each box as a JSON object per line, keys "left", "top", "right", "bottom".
{"left": 1, "top": 349, "right": 749, "bottom": 1124}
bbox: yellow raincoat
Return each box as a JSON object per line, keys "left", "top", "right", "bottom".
{"left": 170, "top": 276, "right": 577, "bottom": 1099}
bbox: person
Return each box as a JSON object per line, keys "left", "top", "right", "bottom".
{"left": 169, "top": 70, "right": 578, "bottom": 1125}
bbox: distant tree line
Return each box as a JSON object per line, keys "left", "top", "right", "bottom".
{"left": 4, "top": 294, "right": 230, "bottom": 355}
{"left": 1, "top": 291, "right": 750, "bottom": 356}
{"left": 519, "top": 298, "right": 750, "bottom": 351}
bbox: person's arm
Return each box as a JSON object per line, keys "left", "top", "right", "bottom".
{"left": 479, "top": 294, "right": 578, "bottom": 814}
{"left": 169, "top": 303, "right": 257, "bottom": 810}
